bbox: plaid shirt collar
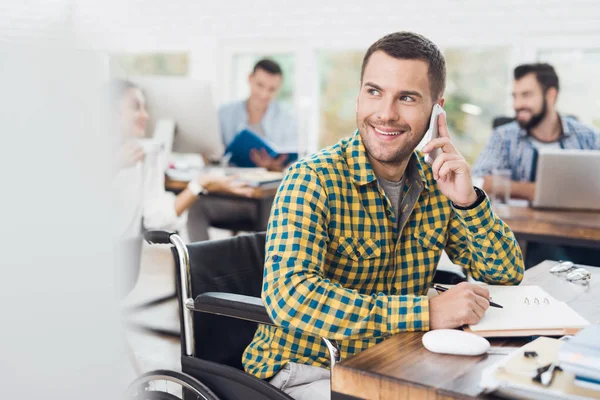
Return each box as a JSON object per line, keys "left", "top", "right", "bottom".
{"left": 516, "top": 114, "right": 573, "bottom": 139}
{"left": 345, "top": 130, "right": 430, "bottom": 191}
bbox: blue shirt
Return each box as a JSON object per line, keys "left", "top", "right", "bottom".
{"left": 218, "top": 100, "right": 298, "bottom": 150}
{"left": 472, "top": 116, "right": 600, "bottom": 182}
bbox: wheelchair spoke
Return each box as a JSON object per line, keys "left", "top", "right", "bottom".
{"left": 126, "top": 369, "right": 218, "bottom": 400}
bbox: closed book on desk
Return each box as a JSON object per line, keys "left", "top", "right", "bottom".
{"left": 559, "top": 325, "right": 600, "bottom": 381}
{"left": 464, "top": 285, "right": 589, "bottom": 337}
{"left": 574, "top": 376, "right": 600, "bottom": 391}
{"left": 225, "top": 129, "right": 298, "bottom": 168}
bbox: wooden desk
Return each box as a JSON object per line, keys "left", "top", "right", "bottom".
{"left": 165, "top": 175, "right": 278, "bottom": 233}
{"left": 164, "top": 175, "right": 279, "bottom": 199}
{"left": 496, "top": 206, "right": 600, "bottom": 249}
{"left": 331, "top": 261, "right": 600, "bottom": 400}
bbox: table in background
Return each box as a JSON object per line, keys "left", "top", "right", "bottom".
{"left": 496, "top": 206, "right": 600, "bottom": 250}
{"left": 165, "top": 175, "right": 278, "bottom": 233}
{"left": 331, "top": 261, "right": 600, "bottom": 400}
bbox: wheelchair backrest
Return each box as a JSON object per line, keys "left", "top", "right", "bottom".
{"left": 175, "top": 232, "right": 267, "bottom": 370}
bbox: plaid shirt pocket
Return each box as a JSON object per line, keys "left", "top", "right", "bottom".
{"left": 336, "top": 237, "right": 381, "bottom": 261}
{"left": 415, "top": 227, "right": 446, "bottom": 251}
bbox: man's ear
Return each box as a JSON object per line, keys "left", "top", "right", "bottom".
{"left": 438, "top": 98, "right": 445, "bottom": 108}
{"left": 546, "top": 87, "right": 558, "bottom": 106}
{"left": 248, "top": 73, "right": 254, "bottom": 85}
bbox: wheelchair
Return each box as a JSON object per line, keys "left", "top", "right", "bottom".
{"left": 125, "top": 230, "right": 341, "bottom": 400}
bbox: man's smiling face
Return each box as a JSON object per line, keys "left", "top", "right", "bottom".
{"left": 356, "top": 51, "right": 436, "bottom": 167}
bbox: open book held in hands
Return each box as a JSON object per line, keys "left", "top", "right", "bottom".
{"left": 224, "top": 129, "right": 298, "bottom": 168}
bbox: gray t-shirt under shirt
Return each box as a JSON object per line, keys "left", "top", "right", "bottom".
{"left": 377, "top": 175, "right": 404, "bottom": 220}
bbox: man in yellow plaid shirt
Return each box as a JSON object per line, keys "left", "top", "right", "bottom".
{"left": 244, "top": 32, "right": 524, "bottom": 400}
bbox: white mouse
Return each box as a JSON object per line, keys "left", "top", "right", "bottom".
{"left": 422, "top": 329, "right": 490, "bottom": 356}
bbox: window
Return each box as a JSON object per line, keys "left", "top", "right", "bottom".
{"left": 538, "top": 49, "right": 600, "bottom": 129}
{"left": 317, "top": 50, "right": 363, "bottom": 149}
{"left": 230, "top": 53, "right": 295, "bottom": 107}
{"left": 109, "top": 52, "right": 189, "bottom": 77}
{"left": 443, "top": 47, "right": 510, "bottom": 163}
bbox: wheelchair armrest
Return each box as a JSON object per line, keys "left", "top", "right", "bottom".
{"left": 144, "top": 231, "right": 174, "bottom": 244}
{"left": 187, "top": 292, "right": 274, "bottom": 326}
{"left": 144, "top": 230, "right": 174, "bottom": 245}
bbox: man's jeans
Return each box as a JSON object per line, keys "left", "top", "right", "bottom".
{"left": 269, "top": 362, "right": 331, "bottom": 400}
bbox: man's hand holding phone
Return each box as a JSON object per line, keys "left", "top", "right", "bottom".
{"left": 422, "top": 107, "right": 478, "bottom": 207}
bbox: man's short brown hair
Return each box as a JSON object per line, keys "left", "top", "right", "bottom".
{"left": 361, "top": 32, "right": 446, "bottom": 99}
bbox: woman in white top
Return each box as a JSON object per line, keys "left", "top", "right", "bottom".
{"left": 112, "top": 80, "right": 252, "bottom": 239}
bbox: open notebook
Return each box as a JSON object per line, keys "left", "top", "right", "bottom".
{"left": 463, "top": 285, "right": 590, "bottom": 337}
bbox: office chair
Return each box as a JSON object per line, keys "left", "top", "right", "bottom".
{"left": 208, "top": 193, "right": 275, "bottom": 235}
{"left": 492, "top": 116, "right": 516, "bottom": 129}
{"left": 126, "top": 231, "right": 340, "bottom": 400}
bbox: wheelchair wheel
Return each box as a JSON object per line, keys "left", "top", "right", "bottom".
{"left": 137, "top": 393, "right": 180, "bottom": 400}
{"left": 126, "top": 369, "right": 220, "bottom": 400}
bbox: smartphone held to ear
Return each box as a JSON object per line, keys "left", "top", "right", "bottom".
{"left": 423, "top": 104, "right": 446, "bottom": 165}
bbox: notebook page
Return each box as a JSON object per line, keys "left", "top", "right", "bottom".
{"left": 469, "top": 285, "right": 590, "bottom": 332}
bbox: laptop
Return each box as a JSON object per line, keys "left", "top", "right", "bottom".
{"left": 533, "top": 149, "right": 600, "bottom": 211}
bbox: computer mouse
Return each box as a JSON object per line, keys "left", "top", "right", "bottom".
{"left": 422, "top": 329, "right": 490, "bottom": 356}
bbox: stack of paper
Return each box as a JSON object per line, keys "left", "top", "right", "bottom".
{"left": 559, "top": 325, "right": 600, "bottom": 392}
{"left": 480, "top": 337, "right": 600, "bottom": 399}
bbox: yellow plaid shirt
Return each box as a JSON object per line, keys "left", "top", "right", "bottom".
{"left": 243, "top": 131, "right": 524, "bottom": 379}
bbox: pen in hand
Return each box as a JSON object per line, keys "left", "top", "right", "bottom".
{"left": 433, "top": 285, "right": 503, "bottom": 309}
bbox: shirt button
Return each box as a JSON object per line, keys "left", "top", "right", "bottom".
{"left": 386, "top": 209, "right": 392, "bottom": 216}
{"left": 271, "top": 255, "right": 281, "bottom": 262}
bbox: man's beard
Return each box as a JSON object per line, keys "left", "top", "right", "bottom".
{"left": 516, "top": 98, "right": 547, "bottom": 130}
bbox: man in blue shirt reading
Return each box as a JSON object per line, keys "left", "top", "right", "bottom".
{"left": 187, "top": 59, "right": 297, "bottom": 241}
{"left": 219, "top": 58, "right": 297, "bottom": 172}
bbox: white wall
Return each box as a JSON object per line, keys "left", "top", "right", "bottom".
{"left": 73, "top": 0, "right": 600, "bottom": 151}
{"left": 75, "top": 0, "right": 600, "bottom": 95}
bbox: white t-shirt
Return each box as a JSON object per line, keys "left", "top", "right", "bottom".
{"left": 529, "top": 137, "right": 561, "bottom": 151}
